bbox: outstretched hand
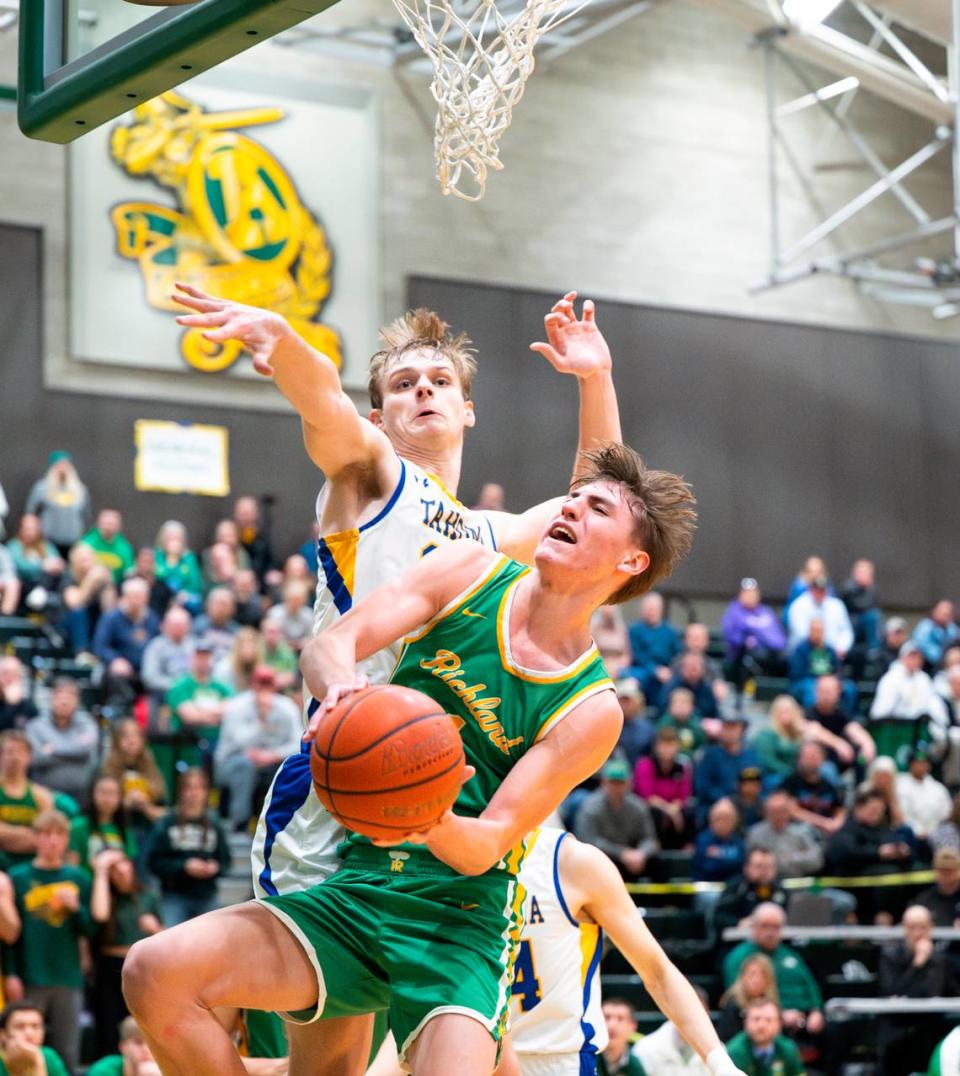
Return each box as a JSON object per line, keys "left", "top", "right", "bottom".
{"left": 530, "top": 291, "right": 612, "bottom": 379}
{"left": 172, "top": 282, "right": 291, "bottom": 376}
{"left": 303, "top": 674, "right": 372, "bottom": 742}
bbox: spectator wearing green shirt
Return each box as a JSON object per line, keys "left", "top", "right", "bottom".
{"left": 749, "top": 696, "right": 806, "bottom": 785}
{"left": 81, "top": 510, "right": 135, "bottom": 585}
{"left": 86, "top": 1015, "right": 158, "bottom": 1076}
{"left": 153, "top": 521, "right": 203, "bottom": 616}
{"left": 258, "top": 619, "right": 299, "bottom": 694}
{"left": 0, "top": 731, "right": 55, "bottom": 869}
{"left": 7, "top": 809, "right": 93, "bottom": 1074}
{"left": 723, "top": 903, "right": 823, "bottom": 1042}
{"left": 656, "top": 688, "right": 707, "bottom": 756}
{"left": 90, "top": 850, "right": 162, "bottom": 1057}
{"left": 67, "top": 775, "right": 136, "bottom": 874}
{"left": 726, "top": 1000, "right": 806, "bottom": 1076}
{"left": 0, "top": 1001, "right": 70, "bottom": 1076}
{"left": 166, "top": 644, "right": 233, "bottom": 747}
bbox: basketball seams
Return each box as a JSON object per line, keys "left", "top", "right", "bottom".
{"left": 314, "top": 710, "right": 452, "bottom": 763}
{"left": 315, "top": 750, "right": 465, "bottom": 797}
{"left": 321, "top": 684, "right": 394, "bottom": 827}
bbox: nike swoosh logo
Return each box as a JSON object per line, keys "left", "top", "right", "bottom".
{"left": 460, "top": 902, "right": 480, "bottom": 911}
{"left": 462, "top": 609, "right": 485, "bottom": 619}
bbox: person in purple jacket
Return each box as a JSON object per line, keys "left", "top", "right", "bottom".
{"left": 722, "top": 578, "right": 786, "bottom": 689}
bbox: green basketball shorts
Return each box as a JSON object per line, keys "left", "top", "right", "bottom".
{"left": 260, "top": 845, "right": 524, "bottom": 1064}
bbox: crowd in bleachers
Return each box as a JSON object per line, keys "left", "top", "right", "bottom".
{"left": 2, "top": 457, "right": 960, "bottom": 1073}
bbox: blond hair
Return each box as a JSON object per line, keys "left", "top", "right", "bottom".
{"left": 574, "top": 443, "right": 697, "bottom": 604}
{"left": 367, "top": 309, "right": 477, "bottom": 409}
{"left": 720, "top": 953, "right": 780, "bottom": 1010}
{"left": 33, "top": 809, "right": 70, "bottom": 834}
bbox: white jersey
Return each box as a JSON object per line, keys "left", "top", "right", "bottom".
{"left": 252, "top": 456, "right": 497, "bottom": 898}
{"left": 511, "top": 828, "right": 607, "bottom": 1068}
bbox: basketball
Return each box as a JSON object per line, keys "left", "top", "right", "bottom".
{"left": 310, "top": 684, "right": 466, "bottom": 841}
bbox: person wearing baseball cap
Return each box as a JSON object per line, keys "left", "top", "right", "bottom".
{"left": 25, "top": 450, "right": 91, "bottom": 556}
{"left": 915, "top": 848, "right": 960, "bottom": 927}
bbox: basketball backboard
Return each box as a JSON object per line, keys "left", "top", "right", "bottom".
{"left": 18, "top": 0, "right": 343, "bottom": 142}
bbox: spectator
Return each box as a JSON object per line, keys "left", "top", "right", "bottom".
{"left": 100, "top": 719, "right": 168, "bottom": 832}
{"left": 233, "top": 496, "right": 278, "bottom": 587}
{"left": 213, "top": 627, "right": 262, "bottom": 695}
{"left": 841, "top": 558, "right": 882, "bottom": 673}
{"left": 804, "top": 674, "right": 875, "bottom": 772}
{"left": 81, "top": 509, "right": 136, "bottom": 586}
{"left": 6, "top": 513, "right": 64, "bottom": 609}
{"left": 633, "top": 727, "right": 693, "bottom": 849}
{"left": 930, "top": 792, "right": 960, "bottom": 854}
{"left": 129, "top": 546, "right": 174, "bottom": 620}
{"left": 916, "top": 847, "right": 960, "bottom": 926}
{"left": 726, "top": 1000, "right": 806, "bottom": 1076}
{"left": 8, "top": 809, "right": 92, "bottom": 1072}
{"left": 692, "top": 798, "right": 745, "bottom": 883}
{"left": 614, "top": 678, "right": 655, "bottom": 768}
{"left": 626, "top": 592, "right": 681, "bottom": 697}
{"left": 231, "top": 569, "right": 264, "bottom": 629}
{"left": 785, "top": 556, "right": 830, "bottom": 609}
{"left": 657, "top": 687, "right": 706, "bottom": 755}
{"left": 60, "top": 543, "right": 114, "bottom": 656}
{"left": 213, "top": 666, "right": 301, "bottom": 832}
{"left": 913, "top": 600, "right": 960, "bottom": 670}
{"left": 631, "top": 985, "right": 712, "bottom": 1074}
{"left": 877, "top": 905, "right": 957, "bottom": 1076}
{"left": 0, "top": 731, "right": 54, "bottom": 868}
{"left": 786, "top": 574, "right": 853, "bottom": 659}
{"left": 721, "top": 578, "right": 786, "bottom": 686}
{"left": 592, "top": 605, "right": 632, "bottom": 679}
{"left": 0, "top": 547, "right": 20, "bottom": 618}
{"left": 25, "top": 451, "right": 90, "bottom": 556}
{"left": 0, "top": 656, "right": 38, "bottom": 732}
{"left": 201, "top": 519, "right": 252, "bottom": 584}
{"left": 279, "top": 552, "right": 314, "bottom": 591}
{"left": 717, "top": 953, "right": 780, "bottom": 1043}
{"left": 870, "top": 641, "right": 948, "bottom": 764}
{"left": 86, "top": 1014, "right": 158, "bottom": 1076}
{"left": 473, "top": 482, "right": 505, "bottom": 511}
{"left": 746, "top": 790, "right": 822, "bottom": 879}
{"left": 932, "top": 645, "right": 960, "bottom": 697}
{"left": 780, "top": 742, "right": 845, "bottom": 838}
{"left": 896, "top": 748, "right": 952, "bottom": 846}
{"left": 715, "top": 849, "right": 787, "bottom": 940}
{"left": 788, "top": 618, "right": 854, "bottom": 711}
{"left": 26, "top": 679, "right": 99, "bottom": 805}
{"left": 733, "top": 767, "right": 765, "bottom": 833}
{"left": 0, "top": 1001, "right": 70, "bottom": 1076}
{"left": 574, "top": 757, "right": 659, "bottom": 881}
{"left": 661, "top": 652, "right": 719, "bottom": 720}
{"left": 265, "top": 582, "right": 313, "bottom": 652}
{"left": 202, "top": 542, "right": 241, "bottom": 596}
{"left": 674, "top": 621, "right": 724, "bottom": 683}
{"left": 875, "top": 615, "right": 909, "bottom": 676}
{"left": 825, "top": 789, "right": 912, "bottom": 911}
{"left": 694, "top": 715, "right": 761, "bottom": 811}
{"left": 298, "top": 520, "right": 321, "bottom": 576}
{"left": 935, "top": 665, "right": 960, "bottom": 788}
{"left": 722, "top": 903, "right": 824, "bottom": 1041}
{"left": 90, "top": 851, "right": 162, "bottom": 1057}
{"left": 153, "top": 521, "right": 203, "bottom": 614}
{"left": 193, "top": 587, "right": 240, "bottom": 664}
{"left": 92, "top": 577, "right": 160, "bottom": 708}
{"left": 166, "top": 644, "right": 233, "bottom": 745}
{"left": 596, "top": 997, "right": 644, "bottom": 1076}
{"left": 860, "top": 756, "right": 906, "bottom": 830}
{"left": 749, "top": 696, "right": 806, "bottom": 786}
{"left": 145, "top": 767, "right": 230, "bottom": 926}
{"left": 258, "top": 618, "right": 299, "bottom": 693}
{"left": 67, "top": 774, "right": 135, "bottom": 874}
{"left": 140, "top": 606, "right": 194, "bottom": 708}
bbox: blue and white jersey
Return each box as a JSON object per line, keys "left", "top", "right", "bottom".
{"left": 252, "top": 456, "right": 497, "bottom": 898}
{"left": 511, "top": 828, "right": 607, "bottom": 1069}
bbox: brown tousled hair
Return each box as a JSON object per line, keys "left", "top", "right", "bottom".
{"left": 573, "top": 443, "right": 697, "bottom": 605}
{"left": 367, "top": 309, "right": 477, "bottom": 409}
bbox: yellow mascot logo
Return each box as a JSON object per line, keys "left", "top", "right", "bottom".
{"left": 109, "top": 91, "right": 341, "bottom": 374}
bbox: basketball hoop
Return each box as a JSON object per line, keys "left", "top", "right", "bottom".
{"left": 391, "top": 0, "right": 589, "bottom": 200}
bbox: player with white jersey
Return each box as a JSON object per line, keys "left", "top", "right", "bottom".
{"left": 173, "top": 282, "right": 622, "bottom": 1076}
{"left": 503, "top": 828, "right": 748, "bottom": 1076}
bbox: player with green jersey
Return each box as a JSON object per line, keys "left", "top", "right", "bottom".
{"left": 124, "top": 445, "right": 740, "bottom": 1076}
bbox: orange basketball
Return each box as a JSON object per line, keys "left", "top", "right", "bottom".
{"left": 310, "top": 684, "right": 466, "bottom": 842}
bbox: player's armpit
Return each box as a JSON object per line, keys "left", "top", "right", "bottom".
{"left": 487, "top": 498, "right": 563, "bottom": 566}
{"left": 426, "top": 691, "right": 621, "bottom": 875}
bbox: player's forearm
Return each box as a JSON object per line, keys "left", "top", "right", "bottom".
{"left": 643, "top": 957, "right": 728, "bottom": 1065}
{"left": 573, "top": 370, "right": 621, "bottom": 482}
{"left": 425, "top": 814, "right": 511, "bottom": 876}
{"left": 267, "top": 327, "right": 346, "bottom": 429}
{"left": 300, "top": 629, "right": 359, "bottom": 704}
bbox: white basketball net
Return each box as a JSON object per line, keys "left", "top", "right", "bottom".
{"left": 391, "top": 0, "right": 588, "bottom": 201}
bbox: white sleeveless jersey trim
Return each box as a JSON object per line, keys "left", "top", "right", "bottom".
{"left": 511, "top": 828, "right": 607, "bottom": 1060}
{"left": 252, "top": 455, "right": 498, "bottom": 898}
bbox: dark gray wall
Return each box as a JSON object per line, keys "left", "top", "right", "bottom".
{"left": 409, "top": 276, "right": 959, "bottom": 608}
{"left": 0, "top": 224, "right": 319, "bottom": 560}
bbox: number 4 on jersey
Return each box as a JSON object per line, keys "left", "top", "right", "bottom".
{"left": 512, "top": 938, "right": 543, "bottom": 1012}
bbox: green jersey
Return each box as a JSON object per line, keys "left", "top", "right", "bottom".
{"left": 80, "top": 529, "right": 135, "bottom": 584}
{"left": 86, "top": 1057, "right": 124, "bottom": 1076}
{"left": 9, "top": 862, "right": 92, "bottom": 988}
{"left": 0, "top": 782, "right": 43, "bottom": 867}
{"left": 0, "top": 1046, "right": 69, "bottom": 1076}
{"left": 166, "top": 676, "right": 233, "bottom": 740}
{"left": 343, "top": 555, "right": 614, "bottom": 872}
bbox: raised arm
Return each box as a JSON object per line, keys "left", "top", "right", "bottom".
{"left": 173, "top": 283, "right": 395, "bottom": 481}
{"left": 492, "top": 295, "right": 622, "bottom": 564}
{"left": 422, "top": 692, "right": 622, "bottom": 875}
{"left": 571, "top": 840, "right": 746, "bottom": 1076}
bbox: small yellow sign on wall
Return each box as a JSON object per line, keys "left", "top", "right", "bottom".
{"left": 134, "top": 420, "right": 230, "bottom": 497}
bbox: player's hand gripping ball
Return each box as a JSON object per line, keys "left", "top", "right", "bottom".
{"left": 310, "top": 685, "right": 466, "bottom": 842}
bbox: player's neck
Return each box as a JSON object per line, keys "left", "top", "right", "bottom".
{"left": 398, "top": 442, "right": 462, "bottom": 494}
{"left": 512, "top": 575, "right": 596, "bottom": 664}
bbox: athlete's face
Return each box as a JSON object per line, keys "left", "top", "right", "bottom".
{"left": 535, "top": 481, "right": 649, "bottom": 593}
{"left": 371, "top": 350, "right": 475, "bottom": 450}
